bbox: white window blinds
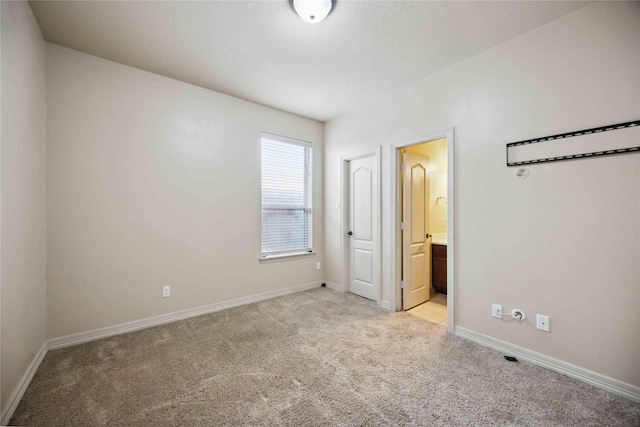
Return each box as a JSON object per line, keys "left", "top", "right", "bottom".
{"left": 261, "top": 133, "right": 313, "bottom": 257}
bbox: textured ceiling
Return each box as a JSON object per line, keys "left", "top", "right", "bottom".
{"left": 29, "top": 1, "right": 588, "bottom": 122}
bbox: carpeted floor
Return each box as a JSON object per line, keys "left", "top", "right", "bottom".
{"left": 10, "top": 288, "right": 640, "bottom": 426}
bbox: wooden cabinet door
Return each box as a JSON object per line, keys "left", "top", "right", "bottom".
{"left": 432, "top": 244, "right": 447, "bottom": 294}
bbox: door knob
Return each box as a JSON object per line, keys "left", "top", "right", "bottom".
{"left": 348, "top": 231, "right": 353, "bottom": 236}
{"left": 426, "top": 233, "right": 432, "bottom": 239}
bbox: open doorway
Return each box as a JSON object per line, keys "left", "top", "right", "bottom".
{"left": 392, "top": 131, "right": 454, "bottom": 331}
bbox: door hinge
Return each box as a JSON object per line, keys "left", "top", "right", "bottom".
{"left": 401, "top": 281, "right": 406, "bottom": 290}
{"left": 400, "top": 222, "right": 405, "bottom": 230}
{"left": 401, "top": 162, "right": 406, "bottom": 172}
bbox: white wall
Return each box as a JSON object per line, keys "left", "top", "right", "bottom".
{"left": 0, "top": 0, "right": 48, "bottom": 417}
{"left": 46, "top": 44, "right": 324, "bottom": 339}
{"left": 324, "top": 2, "right": 640, "bottom": 387}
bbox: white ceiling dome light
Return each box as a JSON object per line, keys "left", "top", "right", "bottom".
{"left": 290, "top": 0, "right": 335, "bottom": 24}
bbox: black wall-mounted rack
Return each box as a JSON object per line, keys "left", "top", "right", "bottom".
{"left": 506, "top": 120, "right": 640, "bottom": 167}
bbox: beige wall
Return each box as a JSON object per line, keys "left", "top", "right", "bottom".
{"left": 1, "top": 1, "right": 48, "bottom": 417}
{"left": 46, "top": 44, "right": 324, "bottom": 339}
{"left": 406, "top": 138, "right": 448, "bottom": 235}
{"left": 324, "top": 2, "right": 640, "bottom": 387}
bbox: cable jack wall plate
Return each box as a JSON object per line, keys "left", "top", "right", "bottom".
{"left": 536, "top": 314, "right": 550, "bottom": 332}
{"left": 511, "top": 309, "right": 526, "bottom": 320}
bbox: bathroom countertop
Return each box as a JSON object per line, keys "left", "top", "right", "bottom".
{"left": 431, "top": 233, "right": 447, "bottom": 246}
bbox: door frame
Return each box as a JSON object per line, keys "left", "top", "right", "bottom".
{"left": 340, "top": 147, "right": 382, "bottom": 305}
{"left": 391, "top": 128, "right": 455, "bottom": 332}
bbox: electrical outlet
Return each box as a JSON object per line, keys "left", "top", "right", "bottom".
{"left": 536, "top": 314, "right": 550, "bottom": 332}
{"left": 492, "top": 304, "right": 502, "bottom": 319}
{"left": 316, "top": 262, "right": 321, "bottom": 270}
{"left": 162, "top": 286, "right": 170, "bottom": 298}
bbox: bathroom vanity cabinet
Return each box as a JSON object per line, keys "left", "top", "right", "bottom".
{"left": 432, "top": 243, "right": 447, "bottom": 294}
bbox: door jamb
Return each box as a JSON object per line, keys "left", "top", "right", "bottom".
{"left": 391, "top": 129, "right": 455, "bottom": 332}
{"left": 340, "top": 147, "right": 382, "bottom": 306}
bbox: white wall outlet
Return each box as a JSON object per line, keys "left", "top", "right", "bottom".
{"left": 316, "top": 262, "right": 321, "bottom": 270}
{"left": 492, "top": 304, "right": 502, "bottom": 319}
{"left": 536, "top": 314, "right": 550, "bottom": 332}
{"left": 162, "top": 285, "right": 170, "bottom": 298}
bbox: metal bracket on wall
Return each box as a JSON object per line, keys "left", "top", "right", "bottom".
{"left": 506, "top": 120, "right": 640, "bottom": 167}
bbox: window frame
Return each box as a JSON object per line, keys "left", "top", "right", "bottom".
{"left": 260, "top": 132, "right": 314, "bottom": 261}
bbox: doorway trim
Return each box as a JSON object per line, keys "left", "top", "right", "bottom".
{"left": 390, "top": 128, "right": 455, "bottom": 332}
{"left": 340, "top": 147, "right": 382, "bottom": 306}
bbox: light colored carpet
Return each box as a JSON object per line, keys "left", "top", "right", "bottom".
{"left": 10, "top": 288, "right": 640, "bottom": 426}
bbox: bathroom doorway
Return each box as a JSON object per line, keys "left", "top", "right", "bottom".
{"left": 392, "top": 131, "right": 453, "bottom": 331}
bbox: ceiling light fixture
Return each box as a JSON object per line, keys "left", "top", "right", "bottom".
{"left": 290, "top": 0, "right": 335, "bottom": 24}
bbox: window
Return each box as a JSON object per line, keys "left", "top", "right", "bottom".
{"left": 261, "top": 133, "right": 313, "bottom": 258}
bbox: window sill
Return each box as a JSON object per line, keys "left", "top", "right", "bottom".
{"left": 259, "top": 252, "right": 316, "bottom": 264}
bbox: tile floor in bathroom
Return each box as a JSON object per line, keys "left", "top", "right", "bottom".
{"left": 407, "top": 289, "right": 447, "bottom": 325}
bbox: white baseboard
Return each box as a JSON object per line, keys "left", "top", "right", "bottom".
{"left": 379, "top": 300, "right": 391, "bottom": 310}
{"left": 48, "top": 281, "right": 322, "bottom": 350}
{"left": 455, "top": 326, "right": 640, "bottom": 403}
{"left": 324, "top": 281, "right": 343, "bottom": 292}
{"left": 1, "top": 342, "right": 48, "bottom": 426}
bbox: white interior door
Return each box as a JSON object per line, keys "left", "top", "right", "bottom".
{"left": 347, "top": 155, "right": 378, "bottom": 301}
{"left": 402, "top": 150, "right": 431, "bottom": 310}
